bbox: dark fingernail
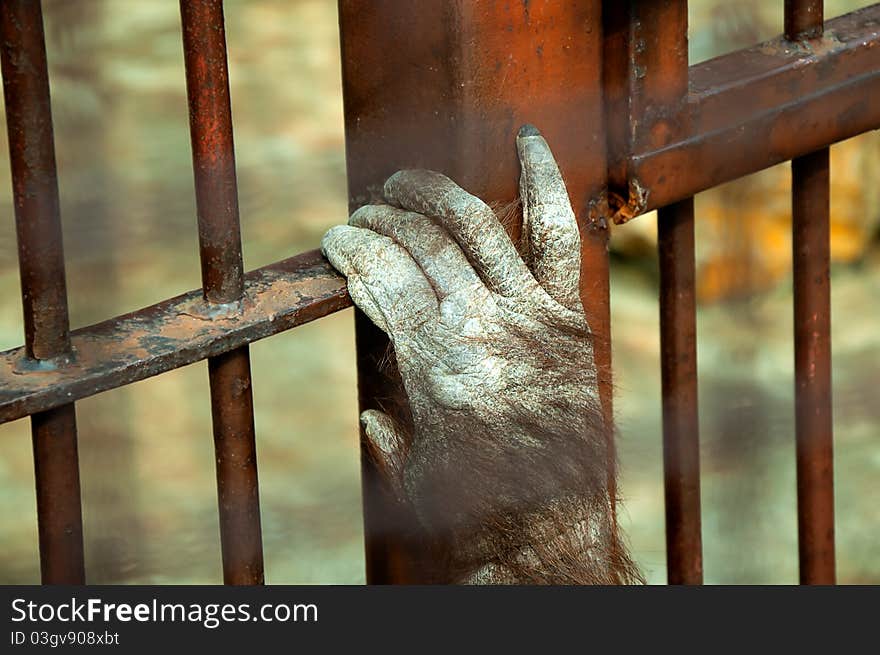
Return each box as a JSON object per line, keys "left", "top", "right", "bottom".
{"left": 518, "top": 123, "right": 541, "bottom": 138}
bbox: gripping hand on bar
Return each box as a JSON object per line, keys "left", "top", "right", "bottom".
{"left": 322, "top": 126, "right": 641, "bottom": 584}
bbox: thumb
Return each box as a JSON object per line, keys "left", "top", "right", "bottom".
{"left": 516, "top": 124, "right": 583, "bottom": 313}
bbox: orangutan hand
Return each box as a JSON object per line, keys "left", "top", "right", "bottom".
{"left": 322, "top": 126, "right": 639, "bottom": 584}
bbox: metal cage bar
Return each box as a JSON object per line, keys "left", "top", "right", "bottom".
{"left": 655, "top": 3, "right": 704, "bottom": 588}
{"left": 606, "top": 0, "right": 704, "bottom": 586}
{"left": 0, "top": 0, "right": 85, "bottom": 584}
{"left": 786, "top": 0, "right": 825, "bottom": 39}
{"left": 786, "top": 0, "right": 836, "bottom": 586}
{"left": 792, "top": 149, "right": 835, "bottom": 584}
{"left": 628, "top": 0, "right": 704, "bottom": 586}
{"left": 658, "top": 198, "right": 703, "bottom": 585}
{"left": 180, "top": 0, "right": 264, "bottom": 585}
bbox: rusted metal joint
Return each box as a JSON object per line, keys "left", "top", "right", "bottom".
{"left": 777, "top": 32, "right": 842, "bottom": 56}
{"left": 11, "top": 352, "right": 75, "bottom": 375}
{"left": 607, "top": 178, "right": 649, "bottom": 225}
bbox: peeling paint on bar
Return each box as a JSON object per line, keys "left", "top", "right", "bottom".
{"left": 0, "top": 250, "right": 351, "bottom": 425}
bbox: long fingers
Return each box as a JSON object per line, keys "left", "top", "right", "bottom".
{"left": 516, "top": 124, "right": 583, "bottom": 312}
{"left": 349, "top": 205, "right": 483, "bottom": 299}
{"left": 321, "top": 225, "right": 438, "bottom": 336}
{"left": 383, "top": 169, "right": 534, "bottom": 297}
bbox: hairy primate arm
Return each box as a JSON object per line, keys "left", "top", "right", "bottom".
{"left": 323, "top": 126, "right": 641, "bottom": 585}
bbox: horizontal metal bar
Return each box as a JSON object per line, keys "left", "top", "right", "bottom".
{"left": 615, "top": 4, "right": 880, "bottom": 220}
{"left": 0, "top": 250, "right": 350, "bottom": 425}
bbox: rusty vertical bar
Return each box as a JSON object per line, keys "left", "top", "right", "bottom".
{"left": 0, "top": 0, "right": 85, "bottom": 584}
{"left": 181, "top": 0, "right": 244, "bottom": 305}
{"left": 787, "top": 0, "right": 835, "bottom": 586}
{"left": 655, "top": 6, "right": 705, "bottom": 580}
{"left": 616, "top": 0, "right": 703, "bottom": 584}
{"left": 646, "top": 0, "right": 704, "bottom": 586}
{"left": 657, "top": 198, "right": 703, "bottom": 585}
{"left": 785, "top": 0, "right": 824, "bottom": 40}
{"left": 791, "top": 149, "right": 834, "bottom": 584}
{"left": 180, "top": 0, "right": 264, "bottom": 585}
{"left": 339, "top": 0, "right": 610, "bottom": 583}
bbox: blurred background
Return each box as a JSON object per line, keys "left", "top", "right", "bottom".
{"left": 0, "top": 0, "right": 876, "bottom": 584}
